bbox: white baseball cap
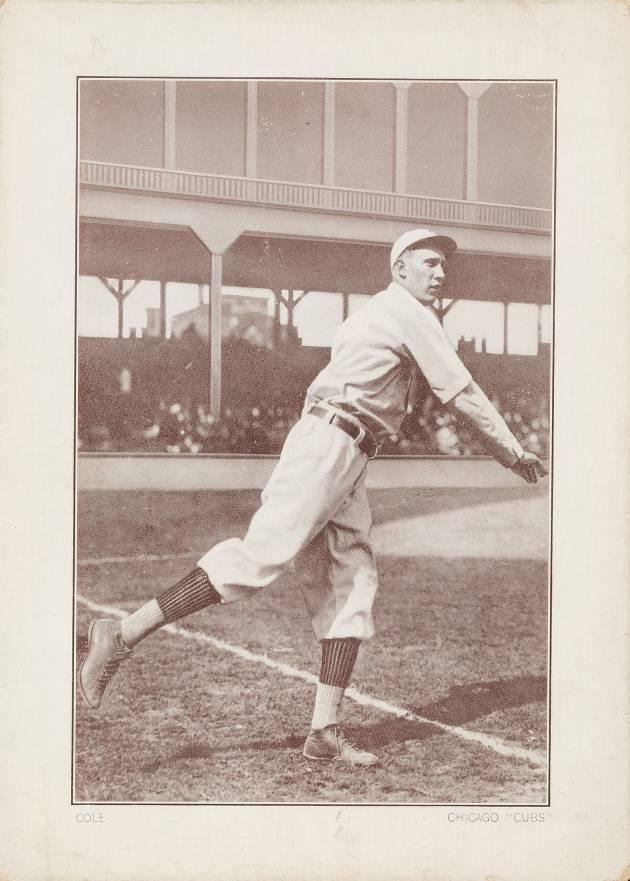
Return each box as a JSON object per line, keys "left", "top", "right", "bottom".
{"left": 390, "top": 228, "right": 457, "bottom": 270}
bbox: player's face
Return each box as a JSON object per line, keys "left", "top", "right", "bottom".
{"left": 399, "top": 247, "right": 447, "bottom": 304}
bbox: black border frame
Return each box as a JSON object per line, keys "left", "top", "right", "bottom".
{"left": 72, "top": 76, "right": 557, "bottom": 808}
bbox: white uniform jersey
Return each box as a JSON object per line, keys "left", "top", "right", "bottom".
{"left": 198, "top": 280, "right": 523, "bottom": 642}
{"left": 305, "top": 281, "right": 472, "bottom": 442}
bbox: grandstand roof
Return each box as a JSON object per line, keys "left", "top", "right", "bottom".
{"left": 79, "top": 219, "right": 551, "bottom": 305}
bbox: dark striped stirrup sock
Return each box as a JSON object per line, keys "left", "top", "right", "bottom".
{"left": 319, "top": 637, "right": 360, "bottom": 688}
{"left": 156, "top": 567, "right": 222, "bottom": 624}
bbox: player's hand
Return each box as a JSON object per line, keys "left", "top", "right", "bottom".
{"left": 510, "top": 451, "right": 548, "bottom": 484}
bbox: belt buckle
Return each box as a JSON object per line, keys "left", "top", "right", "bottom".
{"left": 312, "top": 404, "right": 377, "bottom": 457}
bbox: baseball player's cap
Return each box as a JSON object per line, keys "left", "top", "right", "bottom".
{"left": 390, "top": 228, "right": 457, "bottom": 269}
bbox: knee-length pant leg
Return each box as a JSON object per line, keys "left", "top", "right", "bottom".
{"left": 197, "top": 415, "right": 370, "bottom": 630}
{"left": 297, "top": 466, "right": 378, "bottom": 640}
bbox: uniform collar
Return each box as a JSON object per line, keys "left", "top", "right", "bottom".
{"left": 387, "top": 280, "right": 434, "bottom": 310}
{"left": 387, "top": 281, "right": 442, "bottom": 323}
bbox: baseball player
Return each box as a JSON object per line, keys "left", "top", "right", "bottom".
{"left": 80, "top": 228, "right": 548, "bottom": 767}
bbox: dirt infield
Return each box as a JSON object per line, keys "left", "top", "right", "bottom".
{"left": 74, "top": 486, "right": 549, "bottom": 804}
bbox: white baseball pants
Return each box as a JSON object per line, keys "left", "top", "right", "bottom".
{"left": 197, "top": 412, "right": 378, "bottom": 640}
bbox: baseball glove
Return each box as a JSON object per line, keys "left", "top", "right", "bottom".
{"left": 510, "top": 451, "right": 549, "bottom": 484}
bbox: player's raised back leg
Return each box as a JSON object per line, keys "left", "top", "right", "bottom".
{"left": 79, "top": 567, "right": 222, "bottom": 709}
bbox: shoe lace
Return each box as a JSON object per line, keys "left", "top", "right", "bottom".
{"left": 333, "top": 726, "right": 361, "bottom": 753}
{"left": 332, "top": 726, "right": 378, "bottom": 764}
{"left": 95, "top": 643, "right": 132, "bottom": 692}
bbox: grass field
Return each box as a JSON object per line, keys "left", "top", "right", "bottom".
{"left": 74, "top": 484, "right": 550, "bottom": 805}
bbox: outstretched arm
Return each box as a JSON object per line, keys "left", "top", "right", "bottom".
{"left": 449, "top": 381, "right": 548, "bottom": 483}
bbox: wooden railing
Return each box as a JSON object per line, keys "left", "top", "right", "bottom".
{"left": 80, "top": 161, "right": 552, "bottom": 234}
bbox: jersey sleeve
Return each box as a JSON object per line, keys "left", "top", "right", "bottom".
{"left": 404, "top": 308, "right": 472, "bottom": 404}
{"left": 451, "top": 381, "right": 523, "bottom": 467}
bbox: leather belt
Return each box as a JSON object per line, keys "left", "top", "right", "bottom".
{"left": 310, "top": 405, "right": 378, "bottom": 459}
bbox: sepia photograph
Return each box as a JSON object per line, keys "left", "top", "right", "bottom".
{"left": 1, "top": 1, "right": 629, "bottom": 879}
{"left": 74, "top": 77, "right": 553, "bottom": 806}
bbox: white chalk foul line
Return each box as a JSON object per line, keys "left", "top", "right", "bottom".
{"left": 77, "top": 596, "right": 547, "bottom": 769}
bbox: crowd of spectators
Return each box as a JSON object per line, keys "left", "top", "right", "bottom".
{"left": 78, "top": 333, "right": 550, "bottom": 458}
{"left": 380, "top": 394, "right": 549, "bottom": 457}
{"left": 79, "top": 392, "right": 550, "bottom": 459}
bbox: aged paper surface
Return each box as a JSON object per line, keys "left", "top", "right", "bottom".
{"left": 0, "top": 0, "right": 628, "bottom": 879}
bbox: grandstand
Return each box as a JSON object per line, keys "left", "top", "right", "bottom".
{"left": 77, "top": 79, "right": 553, "bottom": 476}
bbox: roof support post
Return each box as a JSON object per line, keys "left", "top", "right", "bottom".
{"left": 272, "top": 289, "right": 282, "bottom": 349}
{"left": 323, "top": 82, "right": 335, "bottom": 185}
{"left": 246, "top": 81, "right": 258, "bottom": 178}
{"left": 393, "top": 81, "right": 411, "bottom": 194}
{"left": 159, "top": 279, "right": 167, "bottom": 339}
{"left": 164, "top": 81, "right": 177, "bottom": 169}
{"left": 465, "top": 95, "right": 480, "bottom": 201}
{"left": 117, "top": 279, "right": 125, "bottom": 338}
{"left": 503, "top": 301, "right": 509, "bottom": 354}
{"left": 209, "top": 252, "right": 223, "bottom": 418}
{"left": 96, "top": 276, "right": 140, "bottom": 339}
{"left": 278, "top": 289, "right": 309, "bottom": 337}
{"left": 458, "top": 82, "right": 492, "bottom": 201}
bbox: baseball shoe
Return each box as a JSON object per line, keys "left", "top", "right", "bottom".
{"left": 303, "top": 724, "right": 380, "bottom": 767}
{"left": 79, "top": 619, "right": 133, "bottom": 709}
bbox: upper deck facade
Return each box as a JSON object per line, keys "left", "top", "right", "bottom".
{"left": 79, "top": 79, "right": 553, "bottom": 267}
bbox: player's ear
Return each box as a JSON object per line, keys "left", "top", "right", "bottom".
{"left": 394, "top": 257, "right": 407, "bottom": 279}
